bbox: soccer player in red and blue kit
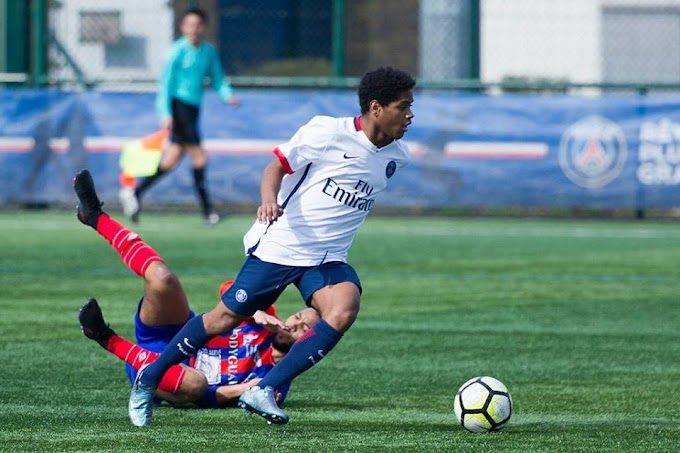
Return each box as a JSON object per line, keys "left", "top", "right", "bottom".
{"left": 128, "top": 66, "right": 416, "bottom": 426}
{"left": 75, "top": 169, "right": 320, "bottom": 407}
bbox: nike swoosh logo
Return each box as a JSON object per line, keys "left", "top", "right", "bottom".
{"left": 343, "top": 153, "right": 358, "bottom": 159}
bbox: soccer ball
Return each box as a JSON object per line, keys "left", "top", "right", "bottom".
{"left": 453, "top": 376, "right": 512, "bottom": 432}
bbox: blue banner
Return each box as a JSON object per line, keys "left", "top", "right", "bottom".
{"left": 1, "top": 89, "right": 679, "bottom": 210}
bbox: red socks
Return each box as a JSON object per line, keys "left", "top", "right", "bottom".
{"left": 95, "top": 213, "right": 163, "bottom": 277}
{"left": 106, "top": 335, "right": 186, "bottom": 394}
{"left": 95, "top": 214, "right": 185, "bottom": 394}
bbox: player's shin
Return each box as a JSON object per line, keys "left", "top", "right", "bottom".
{"left": 259, "top": 319, "right": 342, "bottom": 390}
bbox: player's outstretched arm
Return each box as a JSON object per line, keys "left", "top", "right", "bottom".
{"left": 215, "top": 378, "right": 263, "bottom": 406}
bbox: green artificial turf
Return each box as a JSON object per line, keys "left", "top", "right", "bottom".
{"left": 1, "top": 211, "right": 679, "bottom": 452}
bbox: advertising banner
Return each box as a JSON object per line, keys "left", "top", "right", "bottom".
{"left": 1, "top": 89, "right": 679, "bottom": 210}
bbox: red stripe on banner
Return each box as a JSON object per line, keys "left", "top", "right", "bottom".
{"left": 0, "top": 137, "right": 429, "bottom": 158}
{"left": 444, "top": 142, "right": 548, "bottom": 159}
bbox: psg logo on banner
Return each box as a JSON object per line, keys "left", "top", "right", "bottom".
{"left": 386, "top": 161, "right": 397, "bottom": 178}
{"left": 558, "top": 116, "right": 627, "bottom": 189}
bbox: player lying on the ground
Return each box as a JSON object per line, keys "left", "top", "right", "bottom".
{"left": 74, "top": 169, "right": 320, "bottom": 407}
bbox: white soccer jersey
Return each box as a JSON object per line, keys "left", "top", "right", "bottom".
{"left": 243, "top": 115, "right": 411, "bottom": 266}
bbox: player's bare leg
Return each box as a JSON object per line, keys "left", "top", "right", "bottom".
{"left": 159, "top": 142, "right": 184, "bottom": 170}
{"left": 239, "top": 282, "right": 360, "bottom": 425}
{"left": 309, "top": 282, "right": 361, "bottom": 333}
{"left": 139, "top": 261, "right": 190, "bottom": 327}
{"left": 200, "top": 300, "right": 247, "bottom": 334}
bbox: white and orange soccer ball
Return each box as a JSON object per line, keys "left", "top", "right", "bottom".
{"left": 453, "top": 376, "right": 512, "bottom": 432}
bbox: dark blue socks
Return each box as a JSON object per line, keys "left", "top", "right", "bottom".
{"left": 260, "top": 319, "right": 342, "bottom": 390}
{"left": 139, "top": 314, "right": 209, "bottom": 386}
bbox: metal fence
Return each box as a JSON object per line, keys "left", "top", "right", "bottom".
{"left": 2, "top": 0, "right": 680, "bottom": 91}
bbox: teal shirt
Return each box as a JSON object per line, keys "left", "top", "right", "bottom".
{"left": 156, "top": 37, "right": 234, "bottom": 119}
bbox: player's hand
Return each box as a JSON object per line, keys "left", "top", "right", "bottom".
{"left": 253, "top": 310, "right": 287, "bottom": 332}
{"left": 257, "top": 202, "right": 283, "bottom": 224}
{"left": 245, "top": 378, "right": 262, "bottom": 388}
{"left": 161, "top": 117, "right": 173, "bottom": 130}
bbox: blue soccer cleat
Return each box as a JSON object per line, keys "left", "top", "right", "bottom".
{"left": 239, "top": 386, "right": 290, "bottom": 425}
{"left": 128, "top": 364, "right": 156, "bottom": 427}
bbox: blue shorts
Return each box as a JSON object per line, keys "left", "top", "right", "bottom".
{"left": 221, "top": 255, "right": 362, "bottom": 316}
{"left": 124, "top": 297, "right": 194, "bottom": 384}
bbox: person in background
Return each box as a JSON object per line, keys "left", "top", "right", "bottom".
{"left": 120, "top": 7, "right": 239, "bottom": 225}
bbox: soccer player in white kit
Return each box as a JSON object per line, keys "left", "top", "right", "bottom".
{"left": 129, "top": 66, "right": 416, "bottom": 426}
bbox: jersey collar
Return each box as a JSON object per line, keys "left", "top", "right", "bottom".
{"left": 354, "top": 115, "right": 362, "bottom": 131}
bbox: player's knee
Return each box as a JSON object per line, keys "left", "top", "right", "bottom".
{"left": 146, "top": 263, "right": 181, "bottom": 293}
{"left": 204, "top": 305, "right": 245, "bottom": 335}
{"left": 191, "top": 159, "right": 207, "bottom": 171}
{"left": 160, "top": 154, "right": 181, "bottom": 171}
{"left": 188, "top": 148, "right": 207, "bottom": 168}
{"left": 324, "top": 306, "right": 359, "bottom": 333}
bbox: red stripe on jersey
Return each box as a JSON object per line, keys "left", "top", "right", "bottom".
{"left": 203, "top": 335, "right": 233, "bottom": 349}
{"left": 273, "top": 147, "right": 294, "bottom": 174}
{"left": 354, "top": 115, "right": 362, "bottom": 131}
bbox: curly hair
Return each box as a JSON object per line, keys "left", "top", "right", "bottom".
{"left": 357, "top": 67, "right": 416, "bottom": 114}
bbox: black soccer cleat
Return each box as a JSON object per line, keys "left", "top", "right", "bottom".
{"left": 78, "top": 297, "right": 115, "bottom": 349}
{"left": 74, "top": 169, "right": 103, "bottom": 228}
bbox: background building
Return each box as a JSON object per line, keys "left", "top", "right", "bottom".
{"left": 2, "top": 0, "right": 677, "bottom": 88}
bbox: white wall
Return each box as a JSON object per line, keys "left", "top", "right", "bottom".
{"left": 481, "top": 0, "right": 680, "bottom": 83}
{"left": 49, "top": 0, "right": 173, "bottom": 86}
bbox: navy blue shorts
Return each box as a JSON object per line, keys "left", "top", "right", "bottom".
{"left": 125, "top": 297, "right": 194, "bottom": 384}
{"left": 170, "top": 97, "right": 200, "bottom": 145}
{"left": 221, "top": 255, "right": 362, "bottom": 316}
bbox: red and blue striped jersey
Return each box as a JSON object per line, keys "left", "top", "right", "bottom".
{"left": 189, "top": 306, "right": 290, "bottom": 407}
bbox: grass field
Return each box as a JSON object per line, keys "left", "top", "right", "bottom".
{"left": 1, "top": 210, "right": 680, "bottom": 452}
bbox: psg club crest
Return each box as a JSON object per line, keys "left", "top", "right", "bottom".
{"left": 386, "top": 161, "right": 397, "bottom": 178}
{"left": 235, "top": 289, "right": 248, "bottom": 303}
{"left": 558, "top": 116, "right": 627, "bottom": 189}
